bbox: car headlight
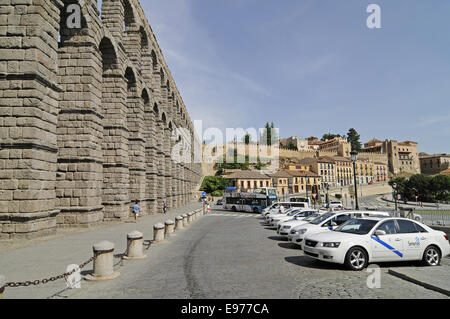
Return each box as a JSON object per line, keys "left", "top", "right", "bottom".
{"left": 298, "top": 229, "right": 307, "bottom": 235}
{"left": 321, "top": 242, "right": 341, "bottom": 248}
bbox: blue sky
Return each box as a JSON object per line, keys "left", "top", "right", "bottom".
{"left": 136, "top": 0, "right": 450, "bottom": 154}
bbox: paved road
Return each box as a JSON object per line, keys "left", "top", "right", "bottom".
{"left": 65, "top": 207, "right": 448, "bottom": 299}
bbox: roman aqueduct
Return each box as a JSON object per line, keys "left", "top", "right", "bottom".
{"left": 0, "top": 0, "right": 203, "bottom": 238}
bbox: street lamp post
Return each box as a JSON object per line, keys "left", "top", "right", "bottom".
{"left": 351, "top": 151, "right": 359, "bottom": 210}
{"left": 392, "top": 182, "right": 398, "bottom": 211}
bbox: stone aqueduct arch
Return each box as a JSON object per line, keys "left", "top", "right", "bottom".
{"left": 0, "top": 0, "right": 202, "bottom": 239}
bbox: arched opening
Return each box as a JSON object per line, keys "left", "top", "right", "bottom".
{"left": 160, "top": 68, "right": 165, "bottom": 86}
{"left": 140, "top": 27, "right": 149, "bottom": 51}
{"left": 123, "top": 0, "right": 135, "bottom": 32}
{"left": 99, "top": 37, "right": 118, "bottom": 72}
{"left": 151, "top": 50, "right": 158, "bottom": 71}
{"left": 125, "top": 67, "right": 136, "bottom": 91}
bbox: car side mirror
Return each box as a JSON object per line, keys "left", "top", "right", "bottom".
{"left": 374, "top": 230, "right": 386, "bottom": 237}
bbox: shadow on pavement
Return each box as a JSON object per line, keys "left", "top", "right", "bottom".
{"left": 285, "top": 255, "right": 347, "bottom": 271}
{"left": 278, "top": 242, "right": 301, "bottom": 250}
{"left": 285, "top": 255, "right": 424, "bottom": 271}
{"left": 268, "top": 236, "right": 288, "bottom": 241}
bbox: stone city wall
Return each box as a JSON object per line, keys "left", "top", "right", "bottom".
{"left": 0, "top": 0, "right": 202, "bottom": 239}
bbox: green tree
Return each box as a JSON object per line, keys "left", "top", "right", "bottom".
{"left": 347, "top": 128, "right": 362, "bottom": 152}
{"left": 405, "top": 174, "right": 432, "bottom": 202}
{"left": 389, "top": 176, "right": 407, "bottom": 197}
{"left": 243, "top": 132, "right": 251, "bottom": 145}
{"left": 200, "top": 176, "right": 230, "bottom": 195}
{"left": 430, "top": 174, "right": 450, "bottom": 201}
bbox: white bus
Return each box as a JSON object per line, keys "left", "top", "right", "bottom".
{"left": 223, "top": 187, "right": 278, "bottom": 214}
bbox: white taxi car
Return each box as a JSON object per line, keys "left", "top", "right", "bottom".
{"left": 265, "top": 207, "right": 296, "bottom": 223}
{"left": 302, "top": 217, "right": 450, "bottom": 270}
{"left": 291, "top": 211, "right": 391, "bottom": 249}
{"left": 278, "top": 210, "right": 326, "bottom": 236}
{"left": 271, "top": 210, "right": 317, "bottom": 228}
{"left": 262, "top": 202, "right": 309, "bottom": 217}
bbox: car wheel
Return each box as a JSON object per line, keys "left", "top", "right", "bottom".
{"left": 422, "top": 245, "right": 441, "bottom": 266}
{"left": 231, "top": 206, "right": 237, "bottom": 212}
{"left": 345, "top": 247, "right": 368, "bottom": 271}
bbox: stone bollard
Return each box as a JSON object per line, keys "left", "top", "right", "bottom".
{"left": 182, "top": 214, "right": 189, "bottom": 227}
{"left": 153, "top": 223, "right": 165, "bottom": 242}
{"left": 85, "top": 241, "right": 120, "bottom": 281}
{"left": 187, "top": 212, "right": 194, "bottom": 223}
{"left": 165, "top": 220, "right": 175, "bottom": 238}
{"left": 175, "top": 216, "right": 184, "bottom": 230}
{"left": 123, "top": 231, "right": 147, "bottom": 260}
{"left": 0, "top": 275, "right": 5, "bottom": 299}
{"left": 191, "top": 211, "right": 196, "bottom": 221}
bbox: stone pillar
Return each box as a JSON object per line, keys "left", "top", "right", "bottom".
{"left": 86, "top": 241, "right": 120, "bottom": 281}
{"left": 57, "top": 8, "right": 104, "bottom": 228}
{"left": 164, "top": 127, "right": 173, "bottom": 210}
{"left": 101, "top": 0, "right": 125, "bottom": 44}
{"left": 153, "top": 223, "right": 165, "bottom": 242}
{"left": 0, "top": 0, "right": 64, "bottom": 239}
{"left": 124, "top": 231, "right": 147, "bottom": 260}
{"left": 182, "top": 213, "right": 188, "bottom": 227}
{"left": 144, "top": 102, "right": 158, "bottom": 216}
{"left": 164, "top": 219, "right": 175, "bottom": 238}
{"left": 126, "top": 75, "right": 146, "bottom": 215}
{"left": 101, "top": 71, "right": 130, "bottom": 221}
{"left": 156, "top": 119, "right": 165, "bottom": 213}
{"left": 175, "top": 216, "right": 184, "bottom": 230}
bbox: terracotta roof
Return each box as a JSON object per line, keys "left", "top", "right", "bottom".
{"left": 299, "top": 157, "right": 334, "bottom": 164}
{"left": 332, "top": 156, "right": 351, "bottom": 162}
{"left": 269, "top": 171, "right": 294, "bottom": 178}
{"left": 441, "top": 168, "right": 450, "bottom": 175}
{"left": 366, "top": 138, "right": 383, "bottom": 143}
{"left": 398, "top": 140, "right": 418, "bottom": 145}
{"left": 287, "top": 171, "right": 320, "bottom": 177}
{"left": 224, "top": 170, "right": 271, "bottom": 179}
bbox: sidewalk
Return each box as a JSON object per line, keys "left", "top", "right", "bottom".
{"left": 0, "top": 201, "right": 202, "bottom": 299}
{"left": 388, "top": 258, "right": 450, "bottom": 297}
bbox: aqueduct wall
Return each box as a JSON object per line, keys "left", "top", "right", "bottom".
{"left": 0, "top": 0, "right": 203, "bottom": 239}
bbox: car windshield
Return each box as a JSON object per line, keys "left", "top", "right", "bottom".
{"left": 303, "top": 213, "right": 320, "bottom": 221}
{"left": 286, "top": 210, "right": 300, "bottom": 216}
{"left": 294, "top": 211, "right": 312, "bottom": 217}
{"left": 310, "top": 212, "right": 335, "bottom": 225}
{"left": 335, "top": 219, "right": 378, "bottom": 235}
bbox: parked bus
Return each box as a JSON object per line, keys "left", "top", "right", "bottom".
{"left": 289, "top": 195, "right": 311, "bottom": 207}
{"left": 223, "top": 187, "right": 278, "bottom": 213}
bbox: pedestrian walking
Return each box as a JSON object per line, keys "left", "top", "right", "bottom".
{"left": 163, "top": 201, "right": 167, "bottom": 215}
{"left": 133, "top": 201, "right": 141, "bottom": 222}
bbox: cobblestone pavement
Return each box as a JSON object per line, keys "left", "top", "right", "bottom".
{"left": 63, "top": 206, "right": 448, "bottom": 299}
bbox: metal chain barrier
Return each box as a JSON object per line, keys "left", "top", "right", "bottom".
{"left": 4, "top": 255, "right": 96, "bottom": 289}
